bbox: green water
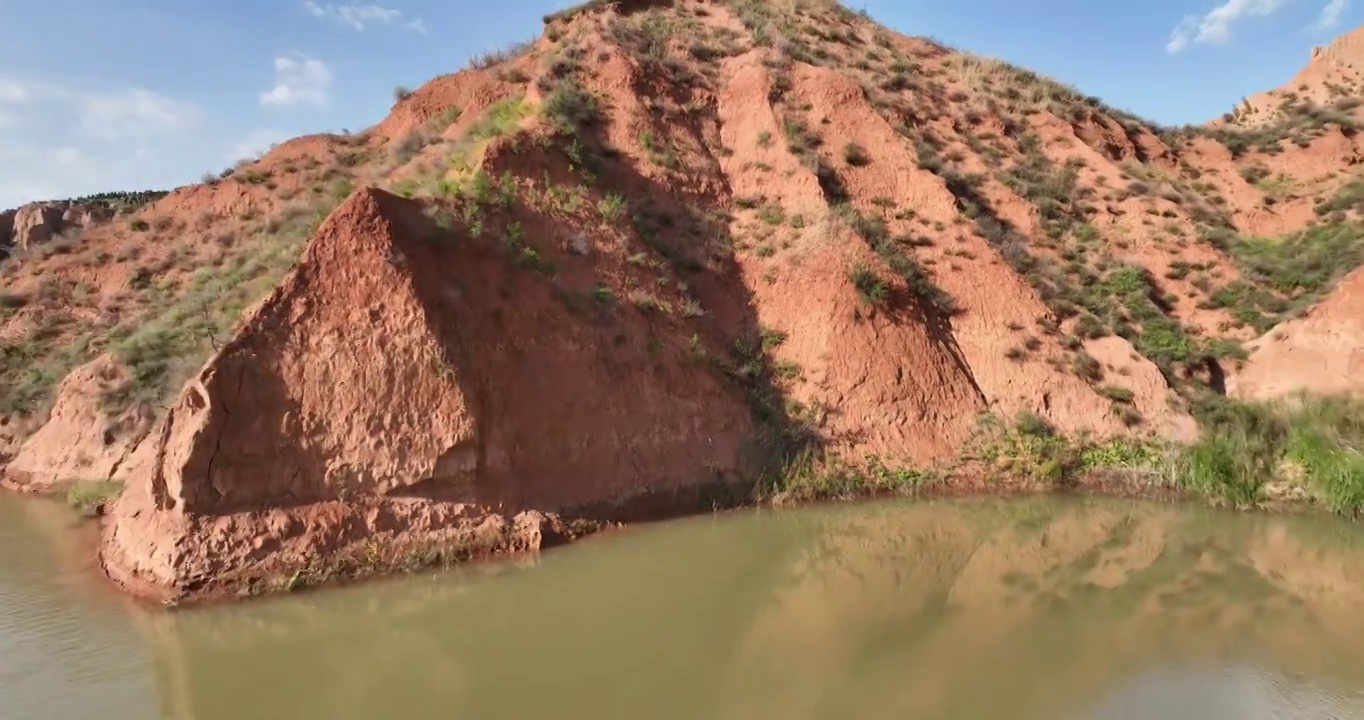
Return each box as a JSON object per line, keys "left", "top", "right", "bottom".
{"left": 5, "top": 493, "right": 1364, "bottom": 719}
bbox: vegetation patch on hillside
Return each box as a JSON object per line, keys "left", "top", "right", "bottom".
{"left": 1199, "top": 221, "right": 1364, "bottom": 332}
{"left": 102, "top": 205, "right": 330, "bottom": 410}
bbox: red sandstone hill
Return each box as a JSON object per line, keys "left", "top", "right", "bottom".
{"left": 2, "top": 0, "right": 1364, "bottom": 601}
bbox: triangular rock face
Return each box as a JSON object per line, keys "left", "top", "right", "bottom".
{"left": 1231, "top": 266, "right": 1364, "bottom": 401}
{"left": 100, "top": 187, "right": 753, "bottom": 599}
{"left": 139, "top": 188, "right": 485, "bottom": 516}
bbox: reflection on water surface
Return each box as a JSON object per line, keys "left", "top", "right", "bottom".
{"left": 5, "top": 494, "right": 1364, "bottom": 719}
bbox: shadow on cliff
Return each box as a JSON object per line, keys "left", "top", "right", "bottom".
{"left": 163, "top": 68, "right": 831, "bottom": 529}
{"left": 376, "top": 125, "right": 819, "bottom": 524}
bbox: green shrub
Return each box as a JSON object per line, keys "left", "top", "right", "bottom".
{"left": 467, "top": 97, "right": 531, "bottom": 142}
{"left": 848, "top": 263, "right": 888, "bottom": 305}
{"left": 1099, "top": 385, "right": 1135, "bottom": 404}
{"left": 843, "top": 142, "right": 870, "bottom": 167}
{"left": 469, "top": 39, "right": 534, "bottom": 69}
{"left": 1181, "top": 432, "right": 1268, "bottom": 506}
{"left": 66, "top": 480, "right": 122, "bottom": 516}
{"left": 597, "top": 192, "right": 627, "bottom": 221}
{"left": 1283, "top": 397, "right": 1364, "bottom": 514}
{"left": 1015, "top": 410, "right": 1056, "bottom": 438}
{"left": 1314, "top": 180, "right": 1364, "bottom": 216}
{"left": 1072, "top": 351, "right": 1103, "bottom": 381}
{"left": 757, "top": 202, "right": 786, "bottom": 226}
{"left": 543, "top": 80, "right": 599, "bottom": 134}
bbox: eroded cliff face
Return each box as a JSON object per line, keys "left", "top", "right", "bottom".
{"left": 100, "top": 187, "right": 754, "bottom": 600}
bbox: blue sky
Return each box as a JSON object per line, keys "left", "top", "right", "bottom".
{"left": 0, "top": 0, "right": 1355, "bottom": 208}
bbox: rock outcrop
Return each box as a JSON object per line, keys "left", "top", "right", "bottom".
{"left": 12, "top": 204, "right": 67, "bottom": 250}
{"left": 61, "top": 204, "right": 113, "bottom": 230}
{"left": 100, "top": 187, "right": 753, "bottom": 600}
{"left": 0, "top": 210, "right": 14, "bottom": 253}
{"left": 0, "top": 200, "right": 118, "bottom": 254}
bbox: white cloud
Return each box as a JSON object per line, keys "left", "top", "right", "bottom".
{"left": 0, "top": 80, "right": 30, "bottom": 104}
{"left": 260, "top": 55, "right": 333, "bottom": 109}
{"left": 0, "top": 134, "right": 217, "bottom": 210}
{"left": 1165, "top": 0, "right": 1293, "bottom": 52}
{"left": 0, "top": 145, "right": 102, "bottom": 209}
{"left": 78, "top": 88, "right": 201, "bottom": 140}
{"left": 302, "top": 1, "right": 426, "bottom": 33}
{"left": 231, "top": 129, "right": 288, "bottom": 161}
{"left": 0, "top": 78, "right": 69, "bottom": 125}
{"left": 0, "top": 80, "right": 206, "bottom": 209}
{"left": 0, "top": 78, "right": 69, "bottom": 105}
{"left": 0, "top": 80, "right": 29, "bottom": 126}
{"left": 0, "top": 80, "right": 199, "bottom": 140}
{"left": 1313, "top": 0, "right": 1350, "bottom": 30}
{"left": 1166, "top": 15, "right": 1198, "bottom": 52}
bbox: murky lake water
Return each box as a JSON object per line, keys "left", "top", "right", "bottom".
{"left": 5, "top": 492, "right": 1364, "bottom": 719}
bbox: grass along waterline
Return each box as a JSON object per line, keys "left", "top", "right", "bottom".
{"left": 757, "top": 395, "right": 1364, "bottom": 518}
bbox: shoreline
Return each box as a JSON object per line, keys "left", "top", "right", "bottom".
{"left": 11, "top": 464, "right": 1330, "bottom": 610}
